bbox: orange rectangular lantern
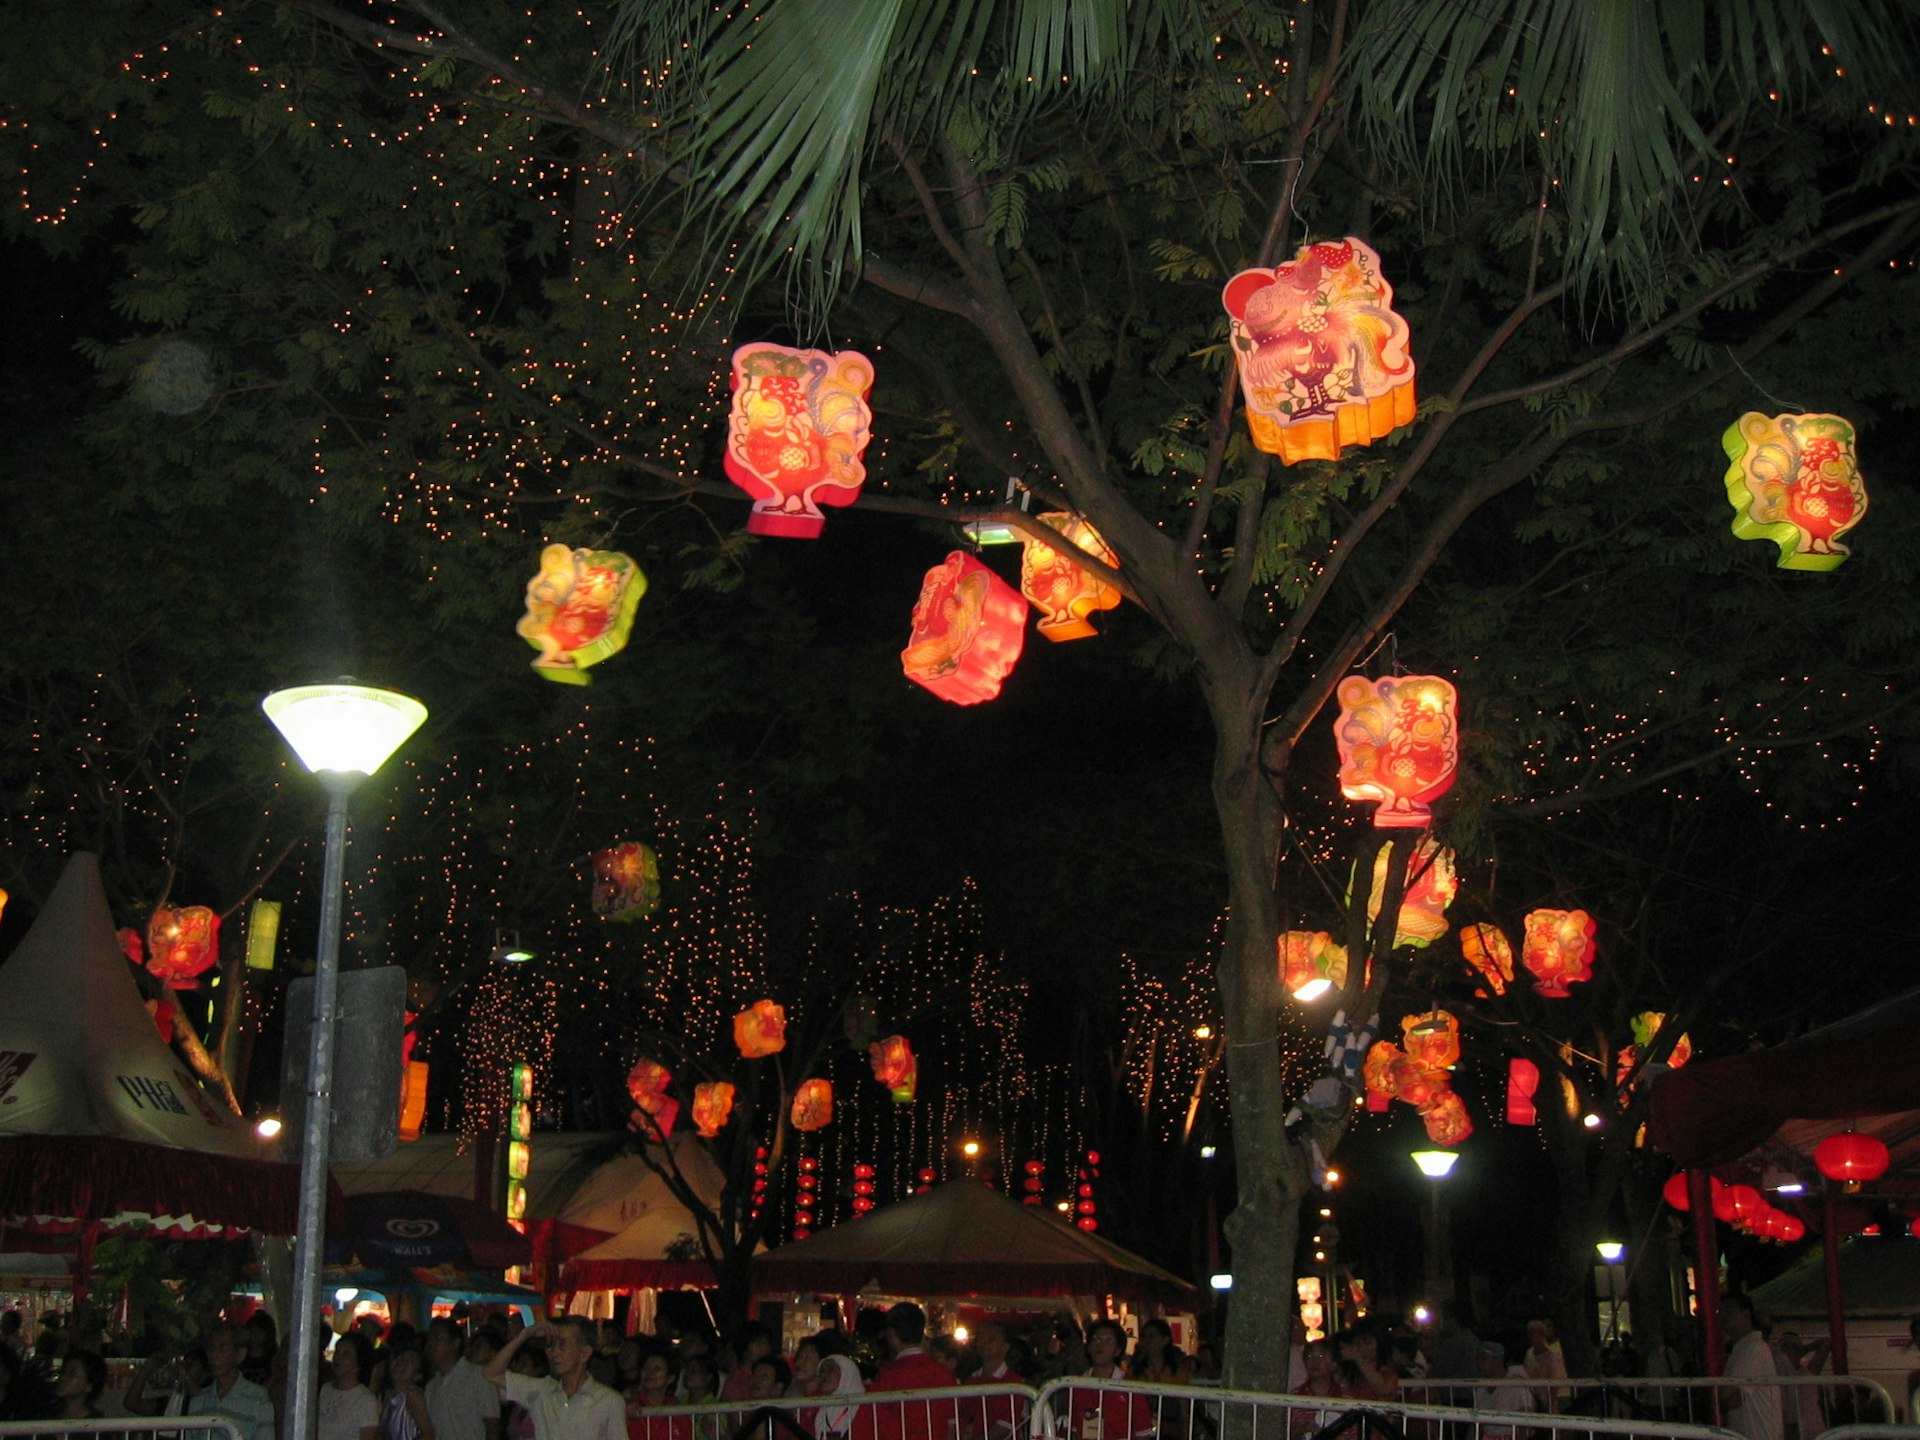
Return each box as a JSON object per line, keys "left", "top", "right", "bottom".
{"left": 517, "top": 544, "right": 646, "bottom": 685}
{"left": 901, "top": 551, "right": 1028, "bottom": 705}
{"left": 1335, "top": 675, "right": 1459, "bottom": 828}
{"left": 1460, "top": 922, "right": 1514, "bottom": 996}
{"left": 1522, "top": 908, "right": 1596, "bottom": 997}
{"left": 1222, "top": 237, "right": 1416, "bottom": 464}
{"left": 1019, "top": 512, "right": 1121, "bottom": 641}
{"left": 146, "top": 905, "right": 221, "bottom": 988}
{"left": 724, "top": 343, "right": 874, "bottom": 537}
{"left": 693, "top": 1081, "right": 735, "bottom": 1138}
{"left": 1722, "top": 412, "right": 1866, "bottom": 570}
{"left": 734, "top": 999, "right": 788, "bottom": 1058}
{"left": 399, "top": 1059, "right": 430, "bottom": 1141}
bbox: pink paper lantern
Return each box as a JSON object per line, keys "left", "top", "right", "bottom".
{"left": 901, "top": 551, "right": 1027, "bottom": 705}
{"left": 723, "top": 344, "right": 874, "bottom": 537}
{"left": 1335, "top": 675, "right": 1460, "bottom": 828}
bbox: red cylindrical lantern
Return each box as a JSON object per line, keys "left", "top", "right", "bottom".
{"left": 1661, "top": 1174, "right": 1692, "bottom": 1211}
{"left": 1779, "top": 1215, "right": 1806, "bottom": 1242}
{"left": 1815, "top": 1131, "right": 1889, "bottom": 1189}
{"left": 1726, "top": 1184, "right": 1763, "bottom": 1224}
{"left": 1077, "top": 1217, "right": 1098, "bottom": 1232}
{"left": 1506, "top": 1057, "right": 1540, "bottom": 1127}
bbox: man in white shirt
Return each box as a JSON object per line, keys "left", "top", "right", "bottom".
{"left": 1721, "top": 1294, "right": 1784, "bottom": 1440}
{"left": 485, "top": 1317, "right": 625, "bottom": 1440}
{"left": 426, "top": 1319, "right": 502, "bottom": 1440}
{"left": 187, "top": 1324, "right": 276, "bottom": 1440}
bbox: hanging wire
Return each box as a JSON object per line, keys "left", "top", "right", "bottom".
{"left": 1724, "top": 347, "right": 1810, "bottom": 414}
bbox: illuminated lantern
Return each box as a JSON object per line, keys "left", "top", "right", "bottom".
{"left": 1365, "top": 838, "right": 1457, "bottom": 947}
{"left": 1780, "top": 1215, "right": 1806, "bottom": 1242}
{"left": 0, "top": 887, "right": 6, "bottom": 924}
{"left": 399, "top": 1060, "right": 429, "bottom": 1141}
{"left": 869, "top": 1035, "right": 918, "bottom": 1103}
{"left": 693, "top": 1082, "right": 736, "bottom": 1139}
{"left": 146, "top": 905, "right": 221, "bottom": 988}
{"left": 1390, "top": 1056, "right": 1447, "bottom": 1112}
{"left": 1815, "top": 1131, "right": 1889, "bottom": 1190}
{"left": 625, "top": 1059, "right": 678, "bottom": 1140}
{"left": 1460, "top": 923, "right": 1514, "bottom": 996}
{"left": 1336, "top": 676, "right": 1460, "bottom": 829}
{"left": 1617, "top": 1011, "right": 1693, "bottom": 1086}
{"left": 734, "top": 999, "right": 788, "bottom": 1059}
{"left": 1522, "top": 908, "right": 1596, "bottom": 997}
{"left": 245, "top": 899, "right": 281, "bottom": 971}
{"left": 1363, "top": 1040, "right": 1404, "bottom": 1105}
{"left": 146, "top": 998, "right": 176, "bottom": 1044}
{"left": 1019, "top": 512, "right": 1122, "bottom": 641}
{"left": 517, "top": 544, "right": 647, "bottom": 685}
{"left": 1222, "top": 237, "right": 1416, "bottom": 464}
{"left": 1401, "top": 1011, "right": 1461, "bottom": 1071}
{"left": 1725, "top": 1184, "right": 1763, "bottom": 1226}
{"left": 1280, "top": 930, "right": 1348, "bottom": 1001}
{"left": 1711, "top": 1180, "right": 1736, "bottom": 1223}
{"left": 723, "top": 343, "right": 875, "bottom": 537}
{"left": 1420, "top": 1089, "right": 1474, "bottom": 1147}
{"left": 591, "top": 841, "right": 660, "bottom": 922}
{"left": 1722, "top": 412, "right": 1867, "bottom": 571}
{"left": 901, "top": 551, "right": 1028, "bottom": 705}
{"left": 1507, "top": 1057, "right": 1539, "bottom": 1126}
{"left": 1661, "top": 1174, "right": 1692, "bottom": 1211}
{"left": 791, "top": 1079, "right": 833, "bottom": 1132}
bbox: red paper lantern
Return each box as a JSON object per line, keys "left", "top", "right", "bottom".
{"left": 625, "top": 1059, "right": 678, "bottom": 1140}
{"left": 1815, "top": 1131, "right": 1889, "bottom": 1188}
{"left": 798, "top": 1156, "right": 819, "bottom": 1173}
{"left": 1077, "top": 1217, "right": 1098, "bottom": 1232}
{"left": 145, "top": 905, "right": 222, "bottom": 988}
{"left": 1419, "top": 1089, "right": 1474, "bottom": 1147}
{"left": 591, "top": 841, "right": 660, "bottom": 921}
{"left": 1222, "top": 237, "right": 1416, "bottom": 465}
{"left": 734, "top": 999, "right": 788, "bottom": 1059}
{"left": 1661, "top": 1174, "right": 1692, "bottom": 1211}
{"left": 1521, "top": 908, "right": 1596, "bottom": 997}
{"left": 1779, "top": 1215, "right": 1806, "bottom": 1242}
{"left": 1725, "top": 1184, "right": 1763, "bottom": 1225}
{"left": 791, "top": 1079, "right": 833, "bottom": 1132}
{"left": 1334, "top": 675, "right": 1460, "bottom": 829}
{"left": 693, "top": 1082, "right": 735, "bottom": 1139}
{"left": 1506, "top": 1058, "right": 1540, "bottom": 1127}
{"left": 852, "top": 1197, "right": 874, "bottom": 1214}
{"left": 723, "top": 343, "right": 874, "bottom": 537}
{"left": 1019, "top": 512, "right": 1122, "bottom": 641}
{"left": 1711, "top": 1179, "right": 1735, "bottom": 1222}
{"left": 869, "top": 1035, "right": 918, "bottom": 1103}
{"left": 901, "top": 551, "right": 1028, "bottom": 705}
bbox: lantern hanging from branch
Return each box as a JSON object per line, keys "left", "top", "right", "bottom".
{"left": 1722, "top": 412, "right": 1867, "bottom": 571}
{"left": 517, "top": 544, "right": 647, "bottom": 685}
{"left": 791, "top": 1079, "right": 834, "bottom": 1132}
{"left": 869, "top": 1035, "right": 918, "bottom": 1103}
{"left": 1460, "top": 922, "right": 1514, "bottom": 995}
{"left": 1364, "top": 838, "right": 1458, "bottom": 947}
{"left": 1401, "top": 1011, "right": 1461, "bottom": 1071}
{"left": 1522, "top": 908, "right": 1597, "bottom": 997}
{"left": 591, "top": 841, "right": 660, "bottom": 922}
{"left": 693, "top": 1082, "right": 735, "bottom": 1139}
{"left": 1336, "top": 675, "right": 1460, "bottom": 829}
{"left": 245, "top": 899, "right": 281, "bottom": 971}
{"left": 1279, "top": 930, "right": 1348, "bottom": 1002}
{"left": 901, "top": 551, "right": 1028, "bottom": 705}
{"left": 625, "top": 1059, "right": 679, "bottom": 1140}
{"left": 146, "top": 906, "right": 221, "bottom": 988}
{"left": 1815, "top": 1130, "right": 1889, "bottom": 1190}
{"left": 1617, "top": 1010, "right": 1693, "bottom": 1087}
{"left": 1222, "top": 237, "right": 1417, "bottom": 464}
{"left": 1363, "top": 1040, "right": 1404, "bottom": 1107}
{"left": 1507, "top": 1058, "right": 1540, "bottom": 1126}
{"left": 1419, "top": 1089, "right": 1474, "bottom": 1147}
{"left": 1019, "top": 513, "right": 1122, "bottom": 641}
{"left": 723, "top": 343, "right": 874, "bottom": 537}
{"left": 734, "top": 1000, "right": 787, "bottom": 1059}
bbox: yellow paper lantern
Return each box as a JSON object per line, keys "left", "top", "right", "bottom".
{"left": 1019, "top": 513, "right": 1122, "bottom": 641}
{"left": 1522, "top": 908, "right": 1596, "bottom": 997}
{"left": 1364, "top": 838, "right": 1456, "bottom": 948}
{"left": 1460, "top": 922, "right": 1514, "bottom": 995}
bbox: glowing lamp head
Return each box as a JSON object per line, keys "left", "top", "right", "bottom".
{"left": 255, "top": 1116, "right": 283, "bottom": 1140}
{"left": 961, "top": 1140, "right": 981, "bottom": 1158}
{"left": 1595, "top": 1241, "right": 1625, "bottom": 1263}
{"left": 1411, "top": 1150, "right": 1459, "bottom": 1179}
{"left": 263, "top": 683, "right": 427, "bottom": 777}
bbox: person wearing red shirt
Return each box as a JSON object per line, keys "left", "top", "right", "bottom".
{"left": 860, "top": 1305, "right": 957, "bottom": 1440}
{"left": 960, "top": 1323, "right": 1025, "bottom": 1440}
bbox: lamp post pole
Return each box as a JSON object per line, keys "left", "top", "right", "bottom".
{"left": 1411, "top": 1150, "right": 1459, "bottom": 1306}
{"left": 264, "top": 683, "right": 425, "bottom": 1440}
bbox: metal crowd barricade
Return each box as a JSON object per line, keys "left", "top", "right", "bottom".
{"left": 0, "top": 1419, "right": 244, "bottom": 1440}
{"left": 1402, "top": 1376, "right": 1896, "bottom": 1432}
{"left": 1029, "top": 1376, "right": 1744, "bottom": 1440}
{"left": 1812, "top": 1427, "right": 1920, "bottom": 1440}
{"left": 624, "top": 1384, "right": 1037, "bottom": 1440}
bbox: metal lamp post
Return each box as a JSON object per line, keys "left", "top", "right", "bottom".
{"left": 263, "top": 682, "right": 426, "bottom": 1440}
{"left": 1411, "top": 1149, "right": 1460, "bottom": 1305}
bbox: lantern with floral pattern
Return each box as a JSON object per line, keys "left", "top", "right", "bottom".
{"left": 791, "top": 1079, "right": 833, "bottom": 1132}
{"left": 734, "top": 1000, "right": 787, "bottom": 1059}
{"left": 1401, "top": 1010, "right": 1461, "bottom": 1071}
{"left": 517, "top": 544, "right": 647, "bottom": 685}
{"left": 1019, "top": 513, "right": 1122, "bottom": 641}
{"left": 1222, "top": 237, "right": 1417, "bottom": 465}
{"left": 901, "top": 551, "right": 1028, "bottom": 705}
{"left": 146, "top": 905, "right": 221, "bottom": 988}
{"left": 626, "top": 1059, "right": 678, "bottom": 1139}
{"left": 693, "top": 1082, "right": 735, "bottom": 1139}
{"left": 1363, "top": 1039, "right": 1404, "bottom": 1108}
{"left": 1280, "top": 930, "right": 1348, "bottom": 1002}
{"left": 869, "top": 1035, "right": 918, "bottom": 1103}
{"left": 1336, "top": 676, "right": 1460, "bottom": 829}
{"left": 1522, "top": 908, "right": 1597, "bottom": 997}
{"left": 1365, "top": 838, "right": 1457, "bottom": 947}
{"left": 723, "top": 344, "right": 875, "bottom": 537}
{"left": 1420, "top": 1089, "right": 1474, "bottom": 1147}
{"left": 1722, "top": 412, "right": 1867, "bottom": 571}
{"left": 1460, "top": 922, "right": 1514, "bottom": 995}
{"left": 591, "top": 841, "right": 660, "bottom": 922}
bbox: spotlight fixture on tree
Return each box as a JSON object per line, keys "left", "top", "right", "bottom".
{"left": 723, "top": 343, "right": 874, "bottom": 537}
{"left": 1335, "top": 675, "right": 1460, "bottom": 829}
{"left": 1722, "top": 411, "right": 1867, "bottom": 570}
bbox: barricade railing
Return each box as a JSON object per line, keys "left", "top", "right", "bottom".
{"left": 1400, "top": 1375, "right": 1896, "bottom": 1431}
{"left": 1028, "top": 1376, "right": 1743, "bottom": 1440}
{"left": 624, "top": 1384, "right": 1036, "bottom": 1440}
{"left": 0, "top": 1419, "right": 244, "bottom": 1440}
{"left": 1812, "top": 1427, "right": 1920, "bottom": 1440}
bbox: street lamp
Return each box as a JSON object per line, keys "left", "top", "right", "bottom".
{"left": 1596, "top": 1239, "right": 1626, "bottom": 1343}
{"left": 1411, "top": 1150, "right": 1460, "bottom": 1305}
{"left": 263, "top": 682, "right": 426, "bottom": 1440}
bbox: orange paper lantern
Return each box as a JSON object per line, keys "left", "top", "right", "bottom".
{"left": 1336, "top": 675, "right": 1460, "bottom": 829}
{"left": 1279, "top": 930, "right": 1348, "bottom": 1002}
{"left": 693, "top": 1081, "right": 735, "bottom": 1139}
{"left": 734, "top": 999, "right": 788, "bottom": 1059}
{"left": 1460, "top": 922, "right": 1514, "bottom": 995}
{"left": 1019, "top": 513, "right": 1122, "bottom": 641}
{"left": 869, "top": 1035, "right": 918, "bottom": 1103}
{"left": 517, "top": 544, "right": 646, "bottom": 685}
{"left": 1507, "top": 1057, "right": 1539, "bottom": 1126}
{"left": 145, "top": 905, "right": 221, "bottom": 988}
{"left": 1522, "top": 908, "right": 1596, "bottom": 997}
{"left": 723, "top": 344, "right": 874, "bottom": 537}
{"left": 626, "top": 1059, "right": 678, "bottom": 1140}
{"left": 1420, "top": 1089, "right": 1474, "bottom": 1147}
{"left": 399, "top": 1059, "right": 430, "bottom": 1141}
{"left": 1222, "top": 237, "right": 1416, "bottom": 464}
{"left": 1363, "top": 1039, "right": 1404, "bottom": 1105}
{"left": 1366, "top": 838, "right": 1457, "bottom": 947}
{"left": 901, "top": 551, "right": 1028, "bottom": 705}
{"left": 1401, "top": 1010, "right": 1461, "bottom": 1071}
{"left": 591, "top": 841, "right": 660, "bottom": 922}
{"left": 791, "top": 1078, "right": 833, "bottom": 1132}
{"left": 1722, "top": 412, "right": 1867, "bottom": 571}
